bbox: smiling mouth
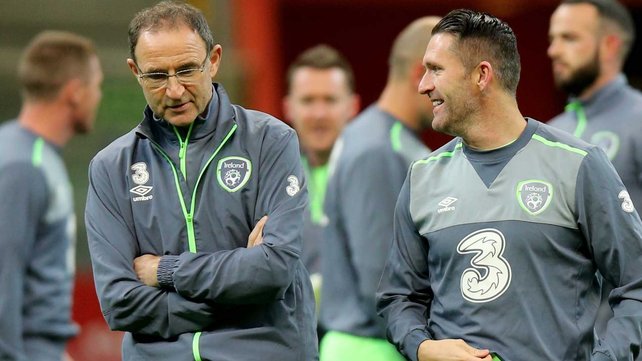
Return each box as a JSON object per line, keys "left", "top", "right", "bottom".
{"left": 432, "top": 99, "right": 444, "bottom": 107}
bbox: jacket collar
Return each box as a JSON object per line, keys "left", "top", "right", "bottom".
{"left": 135, "top": 83, "right": 237, "bottom": 143}
{"left": 568, "top": 74, "right": 627, "bottom": 117}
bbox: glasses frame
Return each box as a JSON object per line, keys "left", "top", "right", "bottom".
{"left": 135, "top": 54, "right": 210, "bottom": 89}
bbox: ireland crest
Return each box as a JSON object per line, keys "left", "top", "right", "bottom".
{"left": 516, "top": 179, "right": 552, "bottom": 215}
{"left": 217, "top": 156, "right": 252, "bottom": 192}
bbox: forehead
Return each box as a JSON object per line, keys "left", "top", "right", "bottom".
{"left": 135, "top": 24, "right": 207, "bottom": 65}
{"left": 290, "top": 67, "right": 351, "bottom": 94}
{"left": 550, "top": 3, "right": 600, "bottom": 33}
{"left": 423, "top": 33, "right": 460, "bottom": 65}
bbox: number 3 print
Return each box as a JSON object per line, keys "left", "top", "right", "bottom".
{"left": 457, "top": 228, "right": 512, "bottom": 303}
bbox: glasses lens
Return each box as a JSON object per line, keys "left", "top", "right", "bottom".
{"left": 176, "top": 68, "right": 201, "bottom": 84}
{"left": 142, "top": 73, "right": 168, "bottom": 88}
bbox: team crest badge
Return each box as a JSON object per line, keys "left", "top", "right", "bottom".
{"left": 217, "top": 156, "right": 252, "bottom": 192}
{"left": 590, "top": 131, "right": 620, "bottom": 161}
{"left": 516, "top": 179, "right": 553, "bottom": 215}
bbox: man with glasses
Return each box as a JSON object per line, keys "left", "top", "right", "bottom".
{"left": 84, "top": 2, "right": 317, "bottom": 360}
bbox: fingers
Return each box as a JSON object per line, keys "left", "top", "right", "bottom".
{"left": 418, "top": 339, "right": 491, "bottom": 361}
{"left": 247, "top": 215, "right": 268, "bottom": 248}
{"left": 468, "top": 345, "right": 490, "bottom": 358}
{"left": 133, "top": 254, "right": 160, "bottom": 287}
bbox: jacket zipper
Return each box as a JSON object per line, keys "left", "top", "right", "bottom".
{"left": 148, "top": 123, "right": 237, "bottom": 361}
{"left": 148, "top": 123, "right": 237, "bottom": 252}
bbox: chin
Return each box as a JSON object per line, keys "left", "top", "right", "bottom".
{"left": 167, "top": 116, "right": 197, "bottom": 127}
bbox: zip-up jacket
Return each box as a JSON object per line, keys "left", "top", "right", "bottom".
{"left": 85, "top": 84, "right": 318, "bottom": 361}
{"left": 0, "top": 121, "right": 78, "bottom": 361}
{"left": 321, "top": 105, "right": 430, "bottom": 339}
{"left": 549, "top": 74, "right": 642, "bottom": 208}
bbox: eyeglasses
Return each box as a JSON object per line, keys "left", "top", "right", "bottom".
{"left": 136, "top": 55, "right": 209, "bottom": 89}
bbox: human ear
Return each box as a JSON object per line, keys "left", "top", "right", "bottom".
{"left": 476, "top": 61, "right": 493, "bottom": 91}
{"left": 208, "top": 44, "right": 223, "bottom": 79}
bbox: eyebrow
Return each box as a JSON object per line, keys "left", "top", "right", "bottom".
{"left": 142, "top": 59, "right": 202, "bottom": 73}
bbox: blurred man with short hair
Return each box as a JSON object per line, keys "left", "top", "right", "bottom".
{"left": 0, "top": 30, "right": 103, "bottom": 361}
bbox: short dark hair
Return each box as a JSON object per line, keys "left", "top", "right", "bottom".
{"left": 286, "top": 44, "right": 356, "bottom": 93}
{"left": 432, "top": 9, "right": 521, "bottom": 95}
{"left": 128, "top": 0, "right": 214, "bottom": 63}
{"left": 18, "top": 30, "right": 96, "bottom": 101}
{"left": 561, "top": 0, "right": 635, "bottom": 60}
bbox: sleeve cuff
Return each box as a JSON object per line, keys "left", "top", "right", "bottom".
{"left": 590, "top": 352, "right": 614, "bottom": 361}
{"left": 157, "top": 255, "right": 180, "bottom": 290}
{"left": 403, "top": 328, "right": 432, "bottom": 361}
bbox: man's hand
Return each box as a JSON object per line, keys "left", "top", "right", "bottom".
{"left": 247, "top": 215, "right": 268, "bottom": 248}
{"left": 134, "top": 254, "right": 161, "bottom": 287}
{"left": 418, "top": 339, "right": 492, "bottom": 361}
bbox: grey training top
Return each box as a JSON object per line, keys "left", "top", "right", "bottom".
{"left": 321, "top": 105, "right": 430, "bottom": 338}
{"left": 377, "top": 118, "right": 642, "bottom": 361}
{"left": 0, "top": 121, "right": 78, "bottom": 361}
{"left": 549, "top": 74, "right": 642, "bottom": 208}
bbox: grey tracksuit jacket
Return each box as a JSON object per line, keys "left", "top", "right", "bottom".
{"left": 321, "top": 105, "right": 430, "bottom": 339}
{"left": 85, "top": 84, "right": 318, "bottom": 361}
{"left": 0, "top": 121, "right": 78, "bottom": 361}
{"left": 549, "top": 74, "right": 642, "bottom": 208}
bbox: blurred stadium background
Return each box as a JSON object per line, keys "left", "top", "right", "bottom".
{"left": 1, "top": 0, "right": 642, "bottom": 359}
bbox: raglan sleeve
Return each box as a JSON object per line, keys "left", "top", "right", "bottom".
{"left": 0, "top": 163, "right": 47, "bottom": 359}
{"left": 165, "top": 125, "right": 308, "bottom": 303}
{"left": 85, "top": 155, "right": 219, "bottom": 338}
{"left": 327, "top": 144, "right": 409, "bottom": 324}
{"left": 575, "top": 148, "right": 642, "bottom": 361}
{"left": 376, "top": 166, "right": 433, "bottom": 361}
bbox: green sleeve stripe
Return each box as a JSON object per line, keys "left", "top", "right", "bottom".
{"left": 532, "top": 134, "right": 587, "bottom": 156}
{"left": 414, "top": 142, "right": 463, "bottom": 167}
{"left": 390, "top": 121, "right": 403, "bottom": 152}
{"left": 192, "top": 331, "right": 202, "bottom": 361}
{"left": 31, "top": 137, "right": 44, "bottom": 166}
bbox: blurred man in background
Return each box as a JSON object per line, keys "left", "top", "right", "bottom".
{"left": 548, "top": 0, "right": 642, "bottom": 343}
{"left": 0, "top": 30, "right": 102, "bottom": 361}
{"left": 283, "top": 44, "right": 359, "bottom": 329}
{"left": 320, "top": 16, "right": 440, "bottom": 361}
{"left": 548, "top": 0, "right": 642, "bottom": 208}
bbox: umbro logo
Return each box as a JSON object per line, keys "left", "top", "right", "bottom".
{"left": 438, "top": 196, "right": 457, "bottom": 213}
{"left": 130, "top": 185, "right": 152, "bottom": 196}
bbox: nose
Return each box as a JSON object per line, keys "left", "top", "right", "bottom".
{"left": 418, "top": 70, "right": 434, "bottom": 95}
{"left": 311, "top": 102, "right": 329, "bottom": 120}
{"left": 165, "top": 75, "right": 185, "bottom": 98}
{"left": 547, "top": 38, "right": 558, "bottom": 59}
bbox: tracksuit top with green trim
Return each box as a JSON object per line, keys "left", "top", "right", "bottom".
{"left": 376, "top": 118, "right": 642, "bottom": 361}
{"left": 300, "top": 157, "right": 328, "bottom": 276}
{"left": 549, "top": 74, "right": 642, "bottom": 209}
{"left": 85, "top": 84, "right": 318, "bottom": 361}
{"left": 0, "top": 121, "right": 78, "bottom": 361}
{"left": 320, "top": 105, "right": 430, "bottom": 339}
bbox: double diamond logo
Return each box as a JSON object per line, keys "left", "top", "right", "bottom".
{"left": 438, "top": 196, "right": 458, "bottom": 213}
{"left": 130, "top": 185, "right": 152, "bottom": 196}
